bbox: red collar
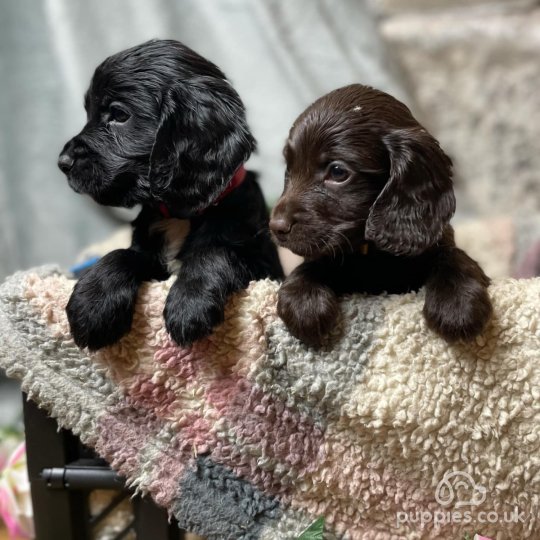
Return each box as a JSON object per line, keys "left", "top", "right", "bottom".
{"left": 157, "top": 165, "right": 247, "bottom": 219}
{"left": 212, "top": 165, "right": 247, "bottom": 206}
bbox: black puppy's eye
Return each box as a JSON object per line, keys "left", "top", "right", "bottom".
{"left": 325, "top": 163, "right": 350, "bottom": 184}
{"left": 108, "top": 105, "right": 130, "bottom": 124}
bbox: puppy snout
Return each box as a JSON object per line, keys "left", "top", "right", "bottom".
{"left": 58, "top": 153, "right": 75, "bottom": 173}
{"left": 269, "top": 217, "right": 293, "bottom": 236}
{"left": 270, "top": 213, "right": 297, "bottom": 245}
{"left": 270, "top": 196, "right": 301, "bottom": 243}
{"left": 58, "top": 138, "right": 87, "bottom": 174}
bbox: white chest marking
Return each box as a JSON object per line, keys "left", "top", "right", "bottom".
{"left": 150, "top": 218, "right": 191, "bottom": 274}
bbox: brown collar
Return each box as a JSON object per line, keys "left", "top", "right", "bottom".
{"left": 359, "top": 243, "right": 369, "bottom": 255}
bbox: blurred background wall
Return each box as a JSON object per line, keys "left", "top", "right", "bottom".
{"left": 0, "top": 0, "right": 539, "bottom": 280}
{"left": 371, "top": 0, "right": 540, "bottom": 216}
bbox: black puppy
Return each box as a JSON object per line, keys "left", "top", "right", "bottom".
{"left": 58, "top": 39, "right": 282, "bottom": 350}
{"left": 270, "top": 84, "right": 492, "bottom": 347}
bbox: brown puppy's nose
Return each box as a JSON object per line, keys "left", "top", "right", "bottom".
{"left": 269, "top": 217, "right": 293, "bottom": 236}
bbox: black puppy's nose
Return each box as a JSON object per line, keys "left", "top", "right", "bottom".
{"left": 58, "top": 138, "right": 86, "bottom": 174}
{"left": 58, "top": 153, "right": 75, "bottom": 173}
{"left": 269, "top": 218, "right": 293, "bottom": 236}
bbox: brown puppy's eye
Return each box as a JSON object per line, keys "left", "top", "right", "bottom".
{"left": 325, "top": 163, "right": 350, "bottom": 184}
{"left": 109, "top": 104, "right": 130, "bottom": 124}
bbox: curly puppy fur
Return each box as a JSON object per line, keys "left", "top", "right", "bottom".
{"left": 270, "top": 84, "right": 492, "bottom": 347}
{"left": 58, "top": 39, "right": 282, "bottom": 350}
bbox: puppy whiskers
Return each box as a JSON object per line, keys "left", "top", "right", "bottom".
{"left": 320, "top": 237, "right": 336, "bottom": 260}
{"left": 329, "top": 235, "right": 347, "bottom": 264}
{"left": 335, "top": 231, "right": 354, "bottom": 255}
{"left": 254, "top": 226, "right": 272, "bottom": 239}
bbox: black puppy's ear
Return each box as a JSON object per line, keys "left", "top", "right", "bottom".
{"left": 149, "top": 77, "right": 256, "bottom": 213}
{"left": 365, "top": 127, "right": 455, "bottom": 256}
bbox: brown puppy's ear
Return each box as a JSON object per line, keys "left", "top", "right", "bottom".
{"left": 365, "top": 127, "right": 456, "bottom": 256}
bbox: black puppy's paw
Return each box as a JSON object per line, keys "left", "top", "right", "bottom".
{"left": 277, "top": 277, "right": 340, "bottom": 348}
{"left": 423, "top": 280, "right": 492, "bottom": 343}
{"left": 164, "top": 286, "right": 224, "bottom": 346}
{"left": 67, "top": 273, "right": 136, "bottom": 351}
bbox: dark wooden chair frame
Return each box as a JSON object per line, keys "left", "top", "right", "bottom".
{"left": 23, "top": 394, "right": 186, "bottom": 540}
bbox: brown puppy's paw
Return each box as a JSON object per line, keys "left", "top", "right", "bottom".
{"left": 277, "top": 278, "right": 340, "bottom": 348}
{"left": 423, "top": 280, "right": 492, "bottom": 343}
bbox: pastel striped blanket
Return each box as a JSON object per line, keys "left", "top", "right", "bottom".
{"left": 0, "top": 267, "right": 539, "bottom": 539}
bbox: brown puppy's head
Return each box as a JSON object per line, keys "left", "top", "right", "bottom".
{"left": 270, "top": 84, "right": 455, "bottom": 258}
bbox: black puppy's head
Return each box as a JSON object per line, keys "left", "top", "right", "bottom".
{"left": 58, "top": 39, "right": 255, "bottom": 213}
{"left": 270, "top": 84, "right": 455, "bottom": 258}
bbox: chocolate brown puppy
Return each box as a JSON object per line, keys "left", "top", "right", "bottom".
{"left": 270, "top": 84, "right": 492, "bottom": 347}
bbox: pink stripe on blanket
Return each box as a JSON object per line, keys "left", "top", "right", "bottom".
{"left": 154, "top": 338, "right": 209, "bottom": 380}
{"left": 96, "top": 403, "right": 191, "bottom": 507}
{"left": 205, "top": 375, "right": 326, "bottom": 493}
{"left": 145, "top": 450, "right": 186, "bottom": 508}
{"left": 128, "top": 374, "right": 179, "bottom": 416}
{"left": 96, "top": 405, "right": 162, "bottom": 480}
{"left": 150, "top": 333, "right": 256, "bottom": 388}
{"left": 125, "top": 374, "right": 218, "bottom": 455}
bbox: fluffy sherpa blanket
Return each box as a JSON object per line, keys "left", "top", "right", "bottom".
{"left": 0, "top": 267, "right": 539, "bottom": 540}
